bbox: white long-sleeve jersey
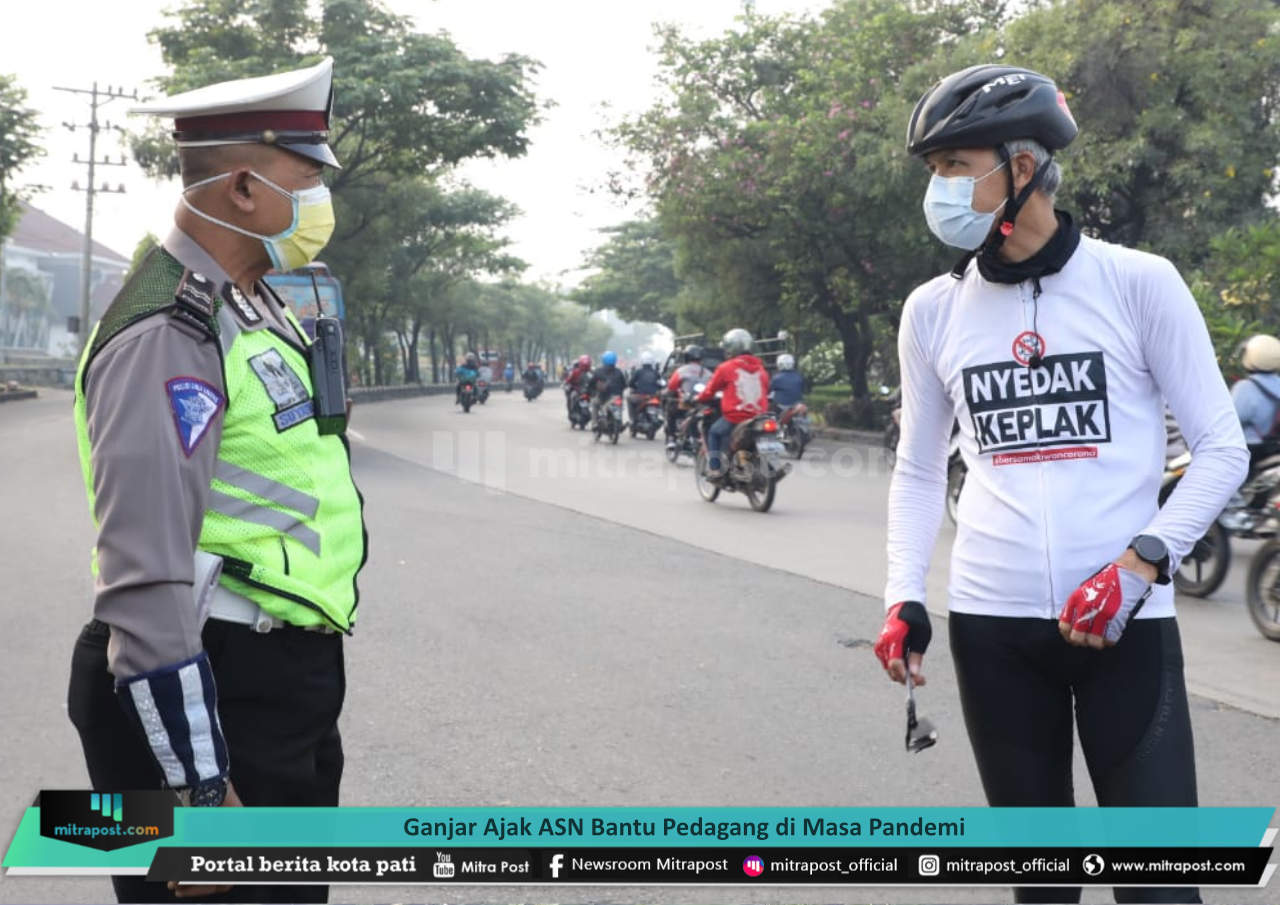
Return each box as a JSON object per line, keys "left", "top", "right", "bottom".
{"left": 885, "top": 235, "right": 1248, "bottom": 620}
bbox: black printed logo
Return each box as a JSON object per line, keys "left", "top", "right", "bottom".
{"left": 963, "top": 351, "right": 1110, "bottom": 456}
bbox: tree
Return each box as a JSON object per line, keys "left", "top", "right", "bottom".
{"left": 0, "top": 74, "right": 42, "bottom": 276}
{"left": 1192, "top": 217, "right": 1280, "bottom": 379}
{"left": 574, "top": 219, "right": 682, "bottom": 326}
{"left": 136, "top": 0, "right": 542, "bottom": 192}
{"left": 615, "top": 1, "right": 996, "bottom": 417}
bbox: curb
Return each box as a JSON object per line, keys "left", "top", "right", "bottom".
{"left": 0, "top": 389, "right": 38, "bottom": 404}
{"left": 812, "top": 425, "right": 884, "bottom": 446}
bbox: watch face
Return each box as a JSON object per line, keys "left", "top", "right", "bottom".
{"left": 188, "top": 780, "right": 227, "bottom": 808}
{"left": 1135, "top": 535, "right": 1168, "bottom": 563}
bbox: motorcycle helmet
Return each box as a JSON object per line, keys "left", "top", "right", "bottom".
{"left": 465, "top": 352, "right": 478, "bottom": 367}
{"left": 684, "top": 345, "right": 704, "bottom": 363}
{"left": 722, "top": 328, "right": 753, "bottom": 357}
{"left": 639, "top": 350, "right": 656, "bottom": 367}
{"left": 777, "top": 353, "right": 795, "bottom": 371}
{"left": 602, "top": 350, "right": 618, "bottom": 367}
{"left": 576, "top": 354, "right": 591, "bottom": 367}
{"left": 1242, "top": 334, "right": 1280, "bottom": 373}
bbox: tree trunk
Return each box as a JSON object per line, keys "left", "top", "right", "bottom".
{"left": 428, "top": 327, "right": 438, "bottom": 384}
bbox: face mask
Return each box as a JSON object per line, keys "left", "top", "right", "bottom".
{"left": 922, "top": 161, "right": 1007, "bottom": 250}
{"left": 182, "top": 170, "right": 335, "bottom": 271}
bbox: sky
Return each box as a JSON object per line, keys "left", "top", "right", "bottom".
{"left": 8, "top": 0, "right": 825, "bottom": 285}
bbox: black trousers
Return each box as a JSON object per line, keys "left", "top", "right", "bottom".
{"left": 950, "top": 614, "right": 1200, "bottom": 905}
{"left": 68, "top": 618, "right": 345, "bottom": 904}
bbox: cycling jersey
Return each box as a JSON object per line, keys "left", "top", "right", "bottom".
{"left": 886, "top": 235, "right": 1248, "bottom": 620}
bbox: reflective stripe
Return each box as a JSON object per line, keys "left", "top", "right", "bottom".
{"left": 214, "top": 460, "right": 319, "bottom": 519}
{"left": 126, "top": 681, "right": 186, "bottom": 788}
{"left": 207, "top": 489, "right": 321, "bottom": 556}
{"left": 177, "top": 662, "right": 220, "bottom": 782}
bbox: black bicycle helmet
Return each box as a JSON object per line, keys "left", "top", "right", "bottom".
{"left": 906, "top": 65, "right": 1077, "bottom": 157}
{"left": 684, "top": 345, "right": 704, "bottom": 363}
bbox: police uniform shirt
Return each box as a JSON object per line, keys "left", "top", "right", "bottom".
{"left": 83, "top": 227, "right": 304, "bottom": 680}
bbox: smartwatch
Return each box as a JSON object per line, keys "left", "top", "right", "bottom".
{"left": 1129, "top": 534, "right": 1171, "bottom": 585}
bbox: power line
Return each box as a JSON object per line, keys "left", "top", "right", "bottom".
{"left": 53, "top": 81, "right": 136, "bottom": 352}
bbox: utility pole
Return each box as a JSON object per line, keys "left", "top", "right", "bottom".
{"left": 54, "top": 82, "right": 134, "bottom": 354}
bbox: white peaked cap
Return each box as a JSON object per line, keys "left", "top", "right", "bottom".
{"left": 130, "top": 57, "right": 339, "bottom": 168}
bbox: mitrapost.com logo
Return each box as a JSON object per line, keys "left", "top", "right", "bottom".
{"left": 39, "top": 790, "right": 175, "bottom": 851}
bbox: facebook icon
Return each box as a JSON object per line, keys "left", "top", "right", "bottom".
{"left": 549, "top": 853, "right": 565, "bottom": 878}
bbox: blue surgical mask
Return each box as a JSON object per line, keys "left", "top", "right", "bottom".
{"left": 922, "top": 161, "right": 1008, "bottom": 250}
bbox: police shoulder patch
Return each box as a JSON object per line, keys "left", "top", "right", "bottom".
{"left": 165, "top": 377, "right": 225, "bottom": 457}
{"left": 175, "top": 271, "right": 218, "bottom": 319}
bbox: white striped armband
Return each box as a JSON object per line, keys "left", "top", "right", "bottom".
{"left": 115, "top": 652, "right": 229, "bottom": 790}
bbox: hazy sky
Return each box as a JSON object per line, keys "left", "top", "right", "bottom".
{"left": 9, "top": 0, "right": 823, "bottom": 284}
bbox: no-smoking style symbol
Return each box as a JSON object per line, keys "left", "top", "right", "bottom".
{"left": 1012, "top": 331, "right": 1046, "bottom": 367}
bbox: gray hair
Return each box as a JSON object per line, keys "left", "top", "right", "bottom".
{"left": 1003, "top": 139, "right": 1061, "bottom": 199}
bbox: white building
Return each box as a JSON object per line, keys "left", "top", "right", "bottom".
{"left": 0, "top": 203, "right": 129, "bottom": 358}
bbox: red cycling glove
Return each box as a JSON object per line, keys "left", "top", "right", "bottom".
{"left": 874, "top": 601, "right": 932, "bottom": 670}
{"left": 1059, "top": 563, "right": 1152, "bottom": 646}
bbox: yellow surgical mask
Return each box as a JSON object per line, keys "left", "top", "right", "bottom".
{"left": 182, "top": 170, "right": 335, "bottom": 271}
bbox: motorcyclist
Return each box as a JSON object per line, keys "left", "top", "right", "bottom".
{"left": 454, "top": 352, "right": 479, "bottom": 405}
{"left": 590, "top": 350, "right": 627, "bottom": 429}
{"left": 564, "top": 354, "right": 593, "bottom": 416}
{"left": 665, "top": 345, "right": 713, "bottom": 447}
{"left": 697, "top": 328, "right": 769, "bottom": 478}
{"left": 769, "top": 353, "right": 806, "bottom": 411}
{"left": 522, "top": 362, "right": 544, "bottom": 386}
{"left": 503, "top": 362, "right": 515, "bottom": 390}
{"left": 627, "top": 350, "right": 663, "bottom": 423}
{"left": 1231, "top": 334, "right": 1280, "bottom": 470}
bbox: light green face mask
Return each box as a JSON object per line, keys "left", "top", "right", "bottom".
{"left": 182, "top": 170, "right": 335, "bottom": 271}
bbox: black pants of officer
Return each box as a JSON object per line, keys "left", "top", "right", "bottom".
{"left": 68, "top": 618, "right": 345, "bottom": 904}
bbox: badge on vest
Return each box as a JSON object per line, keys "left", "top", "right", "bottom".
{"left": 166, "top": 377, "right": 224, "bottom": 457}
{"left": 248, "top": 348, "right": 315, "bottom": 431}
{"left": 221, "top": 282, "right": 263, "bottom": 327}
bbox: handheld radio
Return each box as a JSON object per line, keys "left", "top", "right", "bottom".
{"left": 307, "top": 270, "right": 348, "bottom": 435}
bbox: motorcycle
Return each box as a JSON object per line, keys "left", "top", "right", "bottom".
{"left": 594, "top": 395, "right": 625, "bottom": 445}
{"left": 694, "top": 397, "right": 791, "bottom": 513}
{"left": 665, "top": 391, "right": 702, "bottom": 464}
{"left": 477, "top": 379, "right": 490, "bottom": 404}
{"left": 629, "top": 393, "right": 664, "bottom": 440}
{"left": 1246, "top": 537, "right": 1280, "bottom": 641}
{"left": 458, "top": 381, "right": 477, "bottom": 414}
{"left": 523, "top": 380, "right": 543, "bottom": 401}
{"left": 568, "top": 389, "right": 593, "bottom": 429}
{"left": 775, "top": 401, "right": 812, "bottom": 459}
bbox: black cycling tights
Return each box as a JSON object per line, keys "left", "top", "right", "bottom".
{"left": 949, "top": 614, "right": 1200, "bottom": 905}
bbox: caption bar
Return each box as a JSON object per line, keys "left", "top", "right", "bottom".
{"left": 148, "top": 846, "right": 1274, "bottom": 886}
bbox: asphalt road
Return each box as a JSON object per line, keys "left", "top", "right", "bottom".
{"left": 0, "top": 390, "right": 1276, "bottom": 905}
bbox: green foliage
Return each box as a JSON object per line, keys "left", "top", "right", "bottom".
{"left": 0, "top": 74, "right": 43, "bottom": 243}
{"left": 128, "top": 233, "right": 161, "bottom": 278}
{"left": 574, "top": 219, "right": 681, "bottom": 326}
{"left": 603, "top": 0, "right": 1280, "bottom": 395}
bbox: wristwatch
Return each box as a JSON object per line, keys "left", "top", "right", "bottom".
{"left": 177, "top": 777, "right": 228, "bottom": 808}
{"left": 1129, "top": 534, "right": 1171, "bottom": 585}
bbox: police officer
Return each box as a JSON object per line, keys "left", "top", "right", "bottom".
{"left": 66, "top": 58, "right": 366, "bottom": 904}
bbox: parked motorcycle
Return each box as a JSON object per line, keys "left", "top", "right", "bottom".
{"left": 594, "top": 395, "right": 625, "bottom": 445}
{"left": 458, "top": 381, "right": 477, "bottom": 414}
{"left": 775, "top": 402, "right": 812, "bottom": 459}
{"left": 568, "top": 390, "right": 593, "bottom": 429}
{"left": 477, "top": 379, "right": 490, "bottom": 404}
{"left": 523, "top": 380, "right": 543, "bottom": 401}
{"left": 629, "top": 394, "right": 664, "bottom": 440}
{"left": 694, "top": 397, "right": 791, "bottom": 513}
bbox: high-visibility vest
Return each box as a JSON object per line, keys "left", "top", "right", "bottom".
{"left": 73, "top": 247, "right": 366, "bottom": 632}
